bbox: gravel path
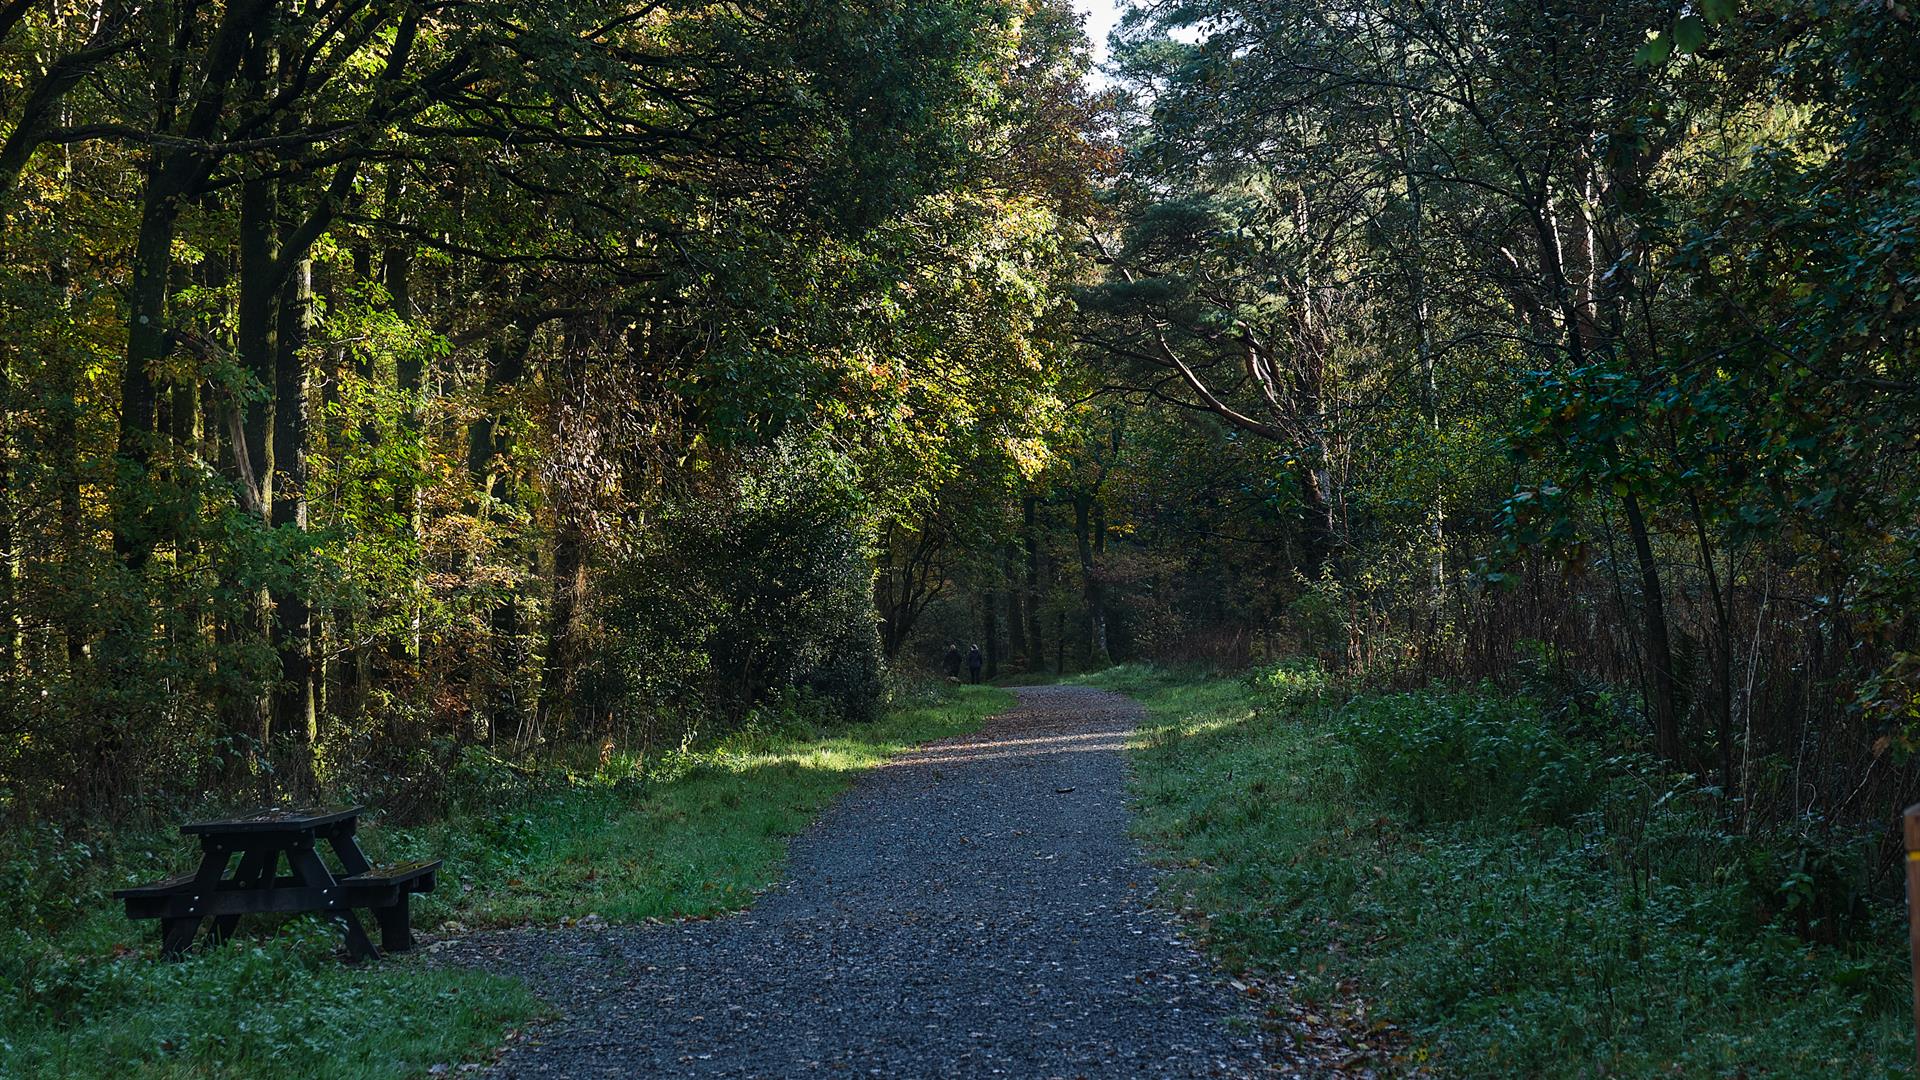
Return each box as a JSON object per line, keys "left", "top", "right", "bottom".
{"left": 439, "top": 685, "right": 1266, "bottom": 1078}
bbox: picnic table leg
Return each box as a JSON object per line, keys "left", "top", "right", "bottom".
{"left": 324, "top": 822, "right": 373, "bottom": 877}
{"left": 209, "top": 847, "right": 277, "bottom": 945}
{"left": 285, "top": 840, "right": 380, "bottom": 962}
{"left": 161, "top": 843, "right": 236, "bottom": 958}
{"left": 373, "top": 894, "right": 414, "bottom": 952}
{"left": 160, "top": 917, "right": 198, "bottom": 956}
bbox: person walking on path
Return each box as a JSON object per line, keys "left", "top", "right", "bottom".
{"left": 966, "top": 644, "right": 984, "bottom": 684}
{"left": 944, "top": 643, "right": 963, "bottom": 681}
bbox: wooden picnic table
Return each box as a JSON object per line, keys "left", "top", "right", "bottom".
{"left": 113, "top": 806, "right": 439, "bottom": 961}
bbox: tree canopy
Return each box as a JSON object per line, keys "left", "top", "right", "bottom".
{"left": 4, "top": 0, "right": 1918, "bottom": 877}
{"left": 0, "top": 0, "right": 1102, "bottom": 809}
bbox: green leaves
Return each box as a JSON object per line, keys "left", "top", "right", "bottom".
{"left": 1636, "top": 30, "right": 1675, "bottom": 68}
{"left": 1640, "top": 3, "right": 1733, "bottom": 66}
{"left": 1673, "top": 15, "right": 1708, "bottom": 54}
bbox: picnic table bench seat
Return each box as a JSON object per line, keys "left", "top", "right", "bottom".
{"left": 340, "top": 858, "right": 441, "bottom": 890}
{"left": 114, "top": 807, "right": 438, "bottom": 960}
{"left": 113, "top": 872, "right": 199, "bottom": 899}
{"left": 114, "top": 859, "right": 439, "bottom": 909}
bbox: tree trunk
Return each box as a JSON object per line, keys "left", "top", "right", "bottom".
{"left": 1295, "top": 461, "right": 1340, "bottom": 579}
{"left": 467, "top": 326, "right": 530, "bottom": 735}
{"left": 1004, "top": 540, "right": 1025, "bottom": 666}
{"left": 1024, "top": 495, "right": 1043, "bottom": 671}
{"left": 0, "top": 341, "right": 15, "bottom": 684}
{"left": 982, "top": 577, "right": 1000, "bottom": 680}
{"left": 1073, "top": 494, "right": 1109, "bottom": 667}
{"left": 877, "top": 524, "right": 943, "bottom": 661}
{"left": 271, "top": 256, "right": 315, "bottom": 787}
{"left": 52, "top": 333, "right": 83, "bottom": 666}
{"left": 1407, "top": 162, "right": 1445, "bottom": 609}
{"left": 1529, "top": 177, "right": 1681, "bottom": 765}
{"left": 98, "top": 151, "right": 191, "bottom": 800}
{"left": 1621, "top": 490, "right": 1680, "bottom": 762}
{"left": 113, "top": 185, "right": 177, "bottom": 570}
{"left": 236, "top": 164, "right": 278, "bottom": 518}
{"left": 487, "top": 596, "right": 519, "bottom": 744}
{"left": 383, "top": 164, "right": 423, "bottom": 667}
{"left": 535, "top": 524, "right": 586, "bottom": 745}
{"left": 1685, "top": 490, "right": 1736, "bottom": 798}
{"left": 231, "top": 131, "right": 278, "bottom": 759}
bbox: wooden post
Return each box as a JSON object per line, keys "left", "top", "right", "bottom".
{"left": 1905, "top": 803, "right": 1920, "bottom": 1075}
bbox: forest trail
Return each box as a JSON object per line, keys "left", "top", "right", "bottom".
{"left": 441, "top": 685, "right": 1265, "bottom": 1077}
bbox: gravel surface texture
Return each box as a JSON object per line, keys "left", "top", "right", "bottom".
{"left": 437, "top": 685, "right": 1266, "bottom": 1078}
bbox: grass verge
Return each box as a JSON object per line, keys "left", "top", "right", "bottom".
{"left": 1, "top": 683, "right": 1009, "bottom": 1079}
{"left": 1080, "top": 663, "right": 1908, "bottom": 1078}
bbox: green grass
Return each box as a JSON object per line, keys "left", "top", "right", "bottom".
{"left": 357, "top": 684, "right": 1012, "bottom": 928}
{"left": 1081, "top": 662, "right": 1910, "bottom": 1078}
{"left": 0, "top": 684, "right": 1009, "bottom": 1079}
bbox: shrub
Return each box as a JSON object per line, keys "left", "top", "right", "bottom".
{"left": 1244, "top": 657, "right": 1337, "bottom": 715}
{"left": 598, "top": 433, "right": 887, "bottom": 740}
{"left": 1735, "top": 814, "right": 1882, "bottom": 946}
{"left": 1336, "top": 688, "right": 1613, "bottom": 827}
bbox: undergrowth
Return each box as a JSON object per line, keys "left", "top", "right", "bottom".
{"left": 0, "top": 683, "right": 1008, "bottom": 1078}
{"left": 1085, "top": 662, "right": 1908, "bottom": 1078}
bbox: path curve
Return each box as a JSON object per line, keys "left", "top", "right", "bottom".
{"left": 446, "top": 685, "right": 1265, "bottom": 1077}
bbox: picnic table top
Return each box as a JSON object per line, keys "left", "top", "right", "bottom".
{"left": 181, "top": 806, "right": 365, "bottom": 836}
